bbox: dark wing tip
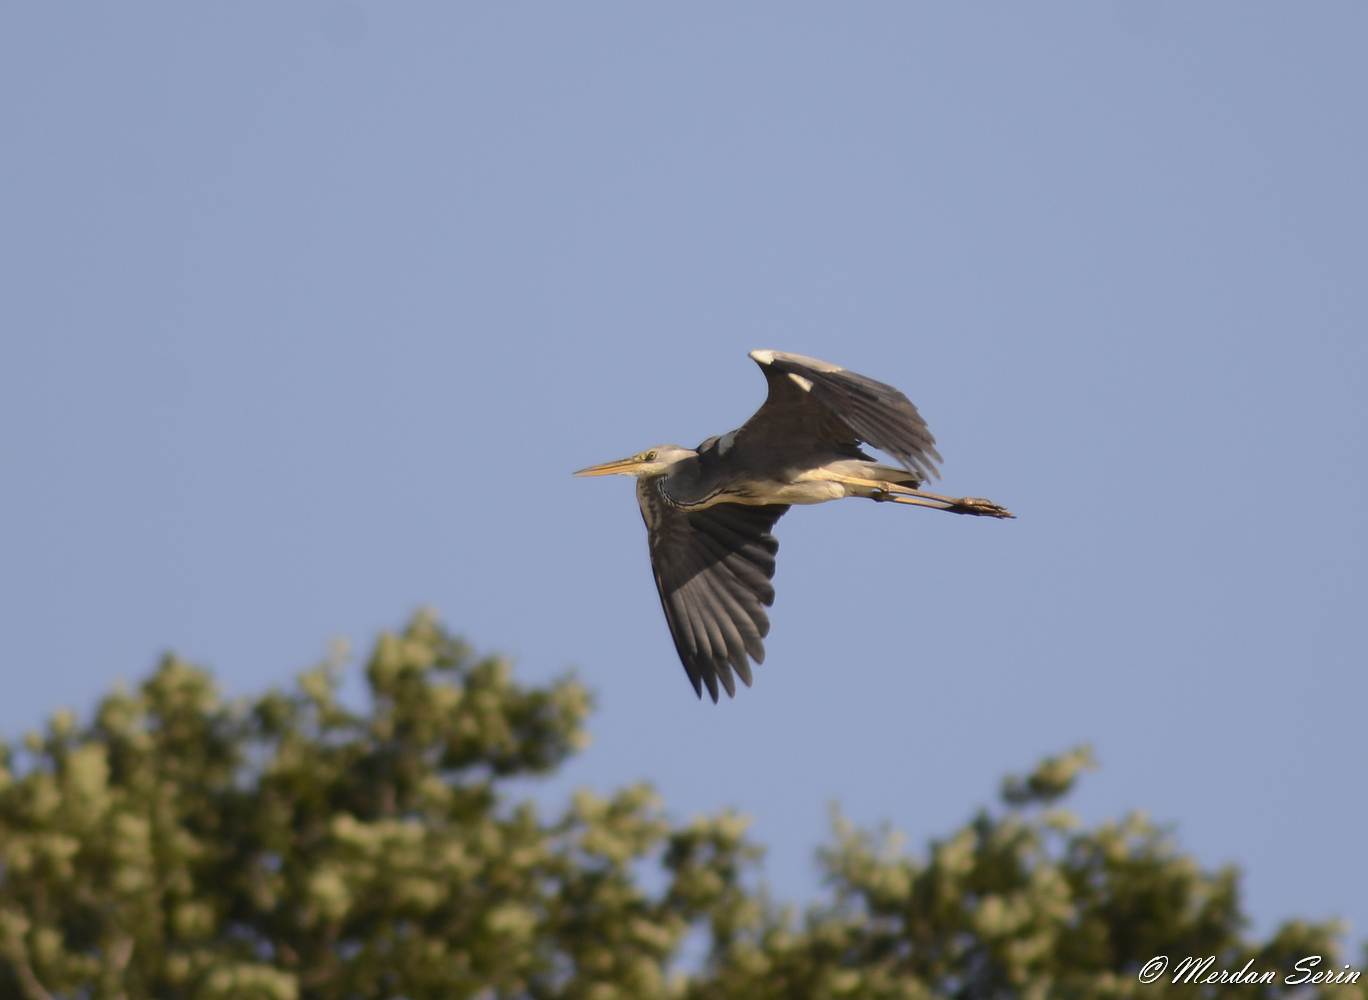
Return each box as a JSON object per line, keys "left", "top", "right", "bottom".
{"left": 702, "top": 671, "right": 720, "bottom": 702}
{"left": 643, "top": 493, "right": 788, "bottom": 704}
{"left": 686, "top": 669, "right": 705, "bottom": 700}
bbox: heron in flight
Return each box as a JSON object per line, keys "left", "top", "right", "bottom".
{"left": 576, "top": 350, "right": 1012, "bottom": 702}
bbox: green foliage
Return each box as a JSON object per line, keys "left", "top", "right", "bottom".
{"left": 0, "top": 613, "right": 1362, "bottom": 999}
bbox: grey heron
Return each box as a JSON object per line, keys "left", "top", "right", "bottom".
{"left": 576, "top": 349, "right": 1012, "bottom": 702}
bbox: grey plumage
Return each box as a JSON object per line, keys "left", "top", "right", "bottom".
{"left": 737, "top": 351, "right": 942, "bottom": 484}
{"left": 576, "top": 350, "right": 1012, "bottom": 702}
{"left": 639, "top": 484, "right": 787, "bottom": 701}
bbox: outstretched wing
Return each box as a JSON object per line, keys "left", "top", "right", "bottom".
{"left": 737, "top": 349, "right": 942, "bottom": 483}
{"left": 637, "top": 480, "right": 789, "bottom": 701}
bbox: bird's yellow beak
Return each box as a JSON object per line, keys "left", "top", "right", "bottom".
{"left": 573, "top": 455, "right": 645, "bottom": 477}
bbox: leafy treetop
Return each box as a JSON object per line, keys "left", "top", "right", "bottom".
{"left": 1, "top": 612, "right": 1362, "bottom": 999}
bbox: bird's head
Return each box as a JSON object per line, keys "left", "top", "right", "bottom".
{"left": 574, "top": 444, "right": 695, "bottom": 479}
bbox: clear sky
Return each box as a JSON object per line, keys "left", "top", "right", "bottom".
{"left": 4, "top": 3, "right": 1365, "bottom": 943}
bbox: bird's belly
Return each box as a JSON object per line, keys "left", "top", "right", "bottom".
{"left": 730, "top": 477, "right": 848, "bottom": 506}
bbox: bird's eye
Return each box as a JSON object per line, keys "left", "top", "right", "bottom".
{"left": 644, "top": 450, "right": 657, "bottom": 461}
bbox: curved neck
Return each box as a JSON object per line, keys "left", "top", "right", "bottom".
{"left": 656, "top": 456, "right": 719, "bottom": 510}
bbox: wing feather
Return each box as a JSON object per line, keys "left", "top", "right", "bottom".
{"left": 638, "top": 481, "right": 788, "bottom": 701}
{"left": 739, "top": 349, "right": 943, "bottom": 482}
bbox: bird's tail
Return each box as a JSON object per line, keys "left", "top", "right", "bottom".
{"left": 870, "top": 464, "right": 924, "bottom": 490}
{"left": 823, "top": 461, "right": 922, "bottom": 498}
{"left": 860, "top": 461, "right": 923, "bottom": 489}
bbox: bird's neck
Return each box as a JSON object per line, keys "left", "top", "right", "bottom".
{"left": 655, "top": 457, "right": 718, "bottom": 510}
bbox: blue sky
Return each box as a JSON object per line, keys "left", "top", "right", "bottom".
{"left": 4, "top": 3, "right": 1365, "bottom": 943}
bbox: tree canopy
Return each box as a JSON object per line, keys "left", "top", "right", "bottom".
{"left": 1, "top": 612, "right": 1362, "bottom": 999}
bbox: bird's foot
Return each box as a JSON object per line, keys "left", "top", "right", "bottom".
{"left": 949, "top": 497, "right": 1015, "bottom": 519}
